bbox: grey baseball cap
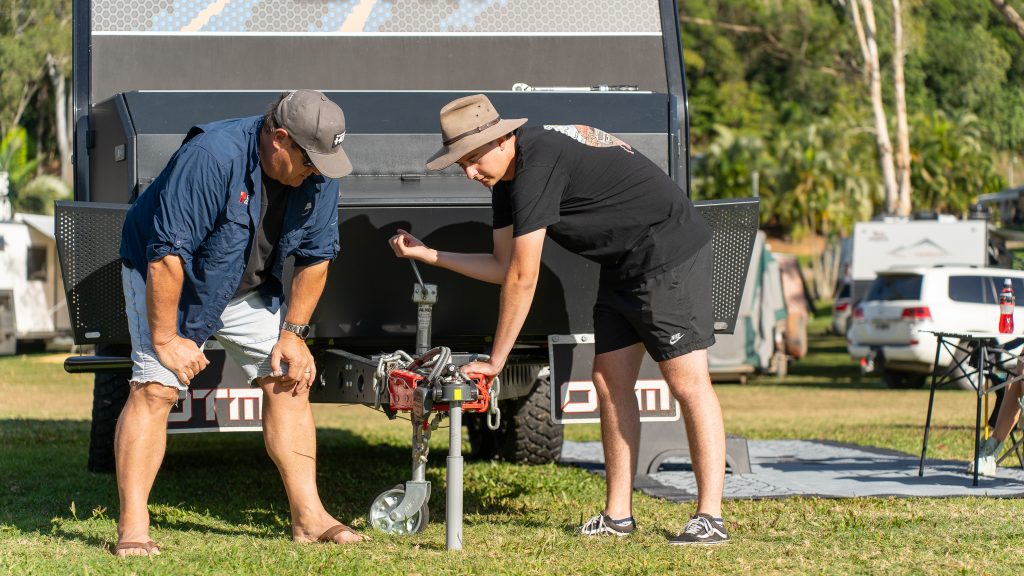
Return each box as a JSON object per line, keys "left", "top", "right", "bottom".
{"left": 275, "top": 90, "right": 353, "bottom": 178}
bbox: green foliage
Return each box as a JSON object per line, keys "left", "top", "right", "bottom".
{"left": 0, "top": 0, "right": 71, "bottom": 137}
{"left": 917, "top": 21, "right": 1010, "bottom": 111}
{"left": 685, "top": 0, "right": 1024, "bottom": 237}
{"left": 910, "top": 110, "right": 1005, "bottom": 214}
{"left": 16, "top": 174, "right": 70, "bottom": 215}
{"left": 0, "top": 0, "right": 71, "bottom": 191}
{"left": 0, "top": 127, "right": 39, "bottom": 191}
{"left": 696, "top": 117, "right": 878, "bottom": 239}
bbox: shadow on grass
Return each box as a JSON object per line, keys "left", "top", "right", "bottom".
{"left": 725, "top": 329, "right": 898, "bottom": 391}
{"left": 730, "top": 366, "right": 887, "bottom": 391}
{"left": 0, "top": 418, "right": 530, "bottom": 549}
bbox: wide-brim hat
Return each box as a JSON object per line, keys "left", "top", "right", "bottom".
{"left": 276, "top": 89, "right": 353, "bottom": 179}
{"left": 426, "top": 94, "right": 527, "bottom": 171}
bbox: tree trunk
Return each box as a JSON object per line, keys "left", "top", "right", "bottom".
{"left": 892, "top": 0, "right": 912, "bottom": 217}
{"left": 811, "top": 239, "right": 843, "bottom": 301}
{"left": 47, "top": 55, "right": 72, "bottom": 185}
{"left": 851, "top": 0, "right": 899, "bottom": 216}
{"left": 35, "top": 85, "right": 45, "bottom": 177}
{"left": 990, "top": 0, "right": 1024, "bottom": 41}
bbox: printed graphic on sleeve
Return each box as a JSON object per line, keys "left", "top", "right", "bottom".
{"left": 543, "top": 125, "right": 634, "bottom": 154}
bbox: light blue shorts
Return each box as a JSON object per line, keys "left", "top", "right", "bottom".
{"left": 122, "top": 265, "right": 284, "bottom": 391}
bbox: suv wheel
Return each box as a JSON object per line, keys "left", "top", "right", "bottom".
{"left": 880, "top": 368, "right": 927, "bottom": 389}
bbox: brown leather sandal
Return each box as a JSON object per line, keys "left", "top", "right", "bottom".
{"left": 317, "top": 524, "right": 366, "bottom": 543}
{"left": 114, "top": 540, "right": 160, "bottom": 556}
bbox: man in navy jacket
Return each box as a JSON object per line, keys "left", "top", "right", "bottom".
{"left": 115, "top": 90, "right": 363, "bottom": 555}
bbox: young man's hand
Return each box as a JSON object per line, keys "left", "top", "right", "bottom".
{"left": 460, "top": 360, "right": 502, "bottom": 378}
{"left": 153, "top": 335, "right": 209, "bottom": 386}
{"left": 388, "top": 228, "right": 436, "bottom": 264}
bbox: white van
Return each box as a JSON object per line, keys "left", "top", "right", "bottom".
{"left": 847, "top": 266, "right": 1024, "bottom": 388}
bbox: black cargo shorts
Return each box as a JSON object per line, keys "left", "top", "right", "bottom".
{"left": 593, "top": 241, "right": 715, "bottom": 362}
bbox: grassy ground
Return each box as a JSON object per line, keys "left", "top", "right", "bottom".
{"left": 2, "top": 316, "right": 1023, "bottom": 574}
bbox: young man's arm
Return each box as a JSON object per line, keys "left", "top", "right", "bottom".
{"left": 389, "top": 225, "right": 514, "bottom": 285}
{"left": 269, "top": 260, "right": 329, "bottom": 392}
{"left": 460, "top": 227, "right": 546, "bottom": 376}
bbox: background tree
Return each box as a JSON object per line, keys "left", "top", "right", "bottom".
{"left": 891, "top": 0, "right": 912, "bottom": 216}
{"left": 683, "top": 0, "right": 1017, "bottom": 239}
{"left": 849, "top": 0, "right": 900, "bottom": 215}
{"left": 0, "top": 127, "right": 40, "bottom": 193}
{"left": 1, "top": 0, "right": 1021, "bottom": 223}
{"left": 0, "top": 0, "right": 72, "bottom": 192}
{"left": 989, "top": 0, "right": 1024, "bottom": 40}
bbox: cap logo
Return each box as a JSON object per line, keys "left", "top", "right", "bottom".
{"left": 333, "top": 132, "right": 345, "bottom": 147}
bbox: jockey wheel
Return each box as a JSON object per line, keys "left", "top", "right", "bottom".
{"left": 367, "top": 484, "right": 429, "bottom": 535}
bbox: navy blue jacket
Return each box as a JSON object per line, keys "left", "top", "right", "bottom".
{"left": 119, "top": 116, "right": 340, "bottom": 345}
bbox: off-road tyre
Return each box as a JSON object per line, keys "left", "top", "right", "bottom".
{"left": 467, "top": 375, "right": 563, "bottom": 465}
{"left": 88, "top": 370, "right": 130, "bottom": 473}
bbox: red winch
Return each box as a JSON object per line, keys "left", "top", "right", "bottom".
{"left": 387, "top": 367, "right": 493, "bottom": 414}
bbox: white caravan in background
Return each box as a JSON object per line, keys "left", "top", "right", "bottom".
{"left": 850, "top": 218, "right": 988, "bottom": 304}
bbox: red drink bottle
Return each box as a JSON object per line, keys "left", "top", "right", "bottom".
{"left": 999, "top": 278, "right": 1015, "bottom": 334}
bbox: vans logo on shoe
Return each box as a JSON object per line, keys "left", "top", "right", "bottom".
{"left": 669, "top": 332, "right": 683, "bottom": 345}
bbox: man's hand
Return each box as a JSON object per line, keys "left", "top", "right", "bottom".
{"left": 388, "top": 229, "right": 436, "bottom": 263}
{"left": 153, "top": 335, "right": 209, "bottom": 386}
{"left": 270, "top": 332, "right": 316, "bottom": 394}
{"left": 460, "top": 360, "right": 502, "bottom": 378}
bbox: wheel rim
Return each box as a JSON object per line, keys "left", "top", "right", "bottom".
{"left": 368, "top": 487, "right": 424, "bottom": 535}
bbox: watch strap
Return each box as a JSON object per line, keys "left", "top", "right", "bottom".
{"left": 281, "top": 321, "right": 310, "bottom": 338}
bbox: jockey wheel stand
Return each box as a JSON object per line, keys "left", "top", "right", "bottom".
{"left": 365, "top": 262, "right": 501, "bottom": 551}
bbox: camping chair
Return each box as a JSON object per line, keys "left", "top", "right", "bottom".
{"left": 997, "top": 395, "right": 1024, "bottom": 470}
{"left": 985, "top": 337, "right": 1024, "bottom": 471}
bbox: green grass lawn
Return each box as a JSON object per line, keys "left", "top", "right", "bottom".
{"left": 2, "top": 316, "right": 1023, "bottom": 574}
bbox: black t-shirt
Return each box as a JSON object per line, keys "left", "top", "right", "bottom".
{"left": 492, "top": 126, "right": 712, "bottom": 282}
{"left": 233, "top": 174, "right": 288, "bottom": 298}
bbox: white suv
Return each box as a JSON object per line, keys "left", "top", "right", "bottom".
{"left": 847, "top": 266, "right": 1024, "bottom": 388}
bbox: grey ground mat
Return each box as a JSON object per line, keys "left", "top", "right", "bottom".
{"left": 560, "top": 439, "right": 1024, "bottom": 500}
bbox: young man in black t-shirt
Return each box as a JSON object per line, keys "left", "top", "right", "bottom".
{"left": 389, "top": 94, "right": 728, "bottom": 545}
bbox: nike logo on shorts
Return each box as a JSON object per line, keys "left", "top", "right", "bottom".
{"left": 669, "top": 332, "right": 683, "bottom": 345}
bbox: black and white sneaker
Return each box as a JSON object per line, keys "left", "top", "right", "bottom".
{"left": 668, "top": 513, "right": 729, "bottom": 545}
{"left": 578, "top": 513, "right": 636, "bottom": 537}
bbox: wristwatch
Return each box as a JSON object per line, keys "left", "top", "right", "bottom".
{"left": 281, "top": 321, "right": 311, "bottom": 339}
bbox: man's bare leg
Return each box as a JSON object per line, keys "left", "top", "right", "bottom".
{"left": 660, "top": 349, "right": 724, "bottom": 517}
{"left": 259, "top": 378, "right": 365, "bottom": 544}
{"left": 114, "top": 382, "right": 180, "bottom": 556}
{"left": 591, "top": 343, "right": 646, "bottom": 520}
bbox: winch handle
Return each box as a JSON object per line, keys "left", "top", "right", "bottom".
{"left": 410, "top": 260, "right": 427, "bottom": 293}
